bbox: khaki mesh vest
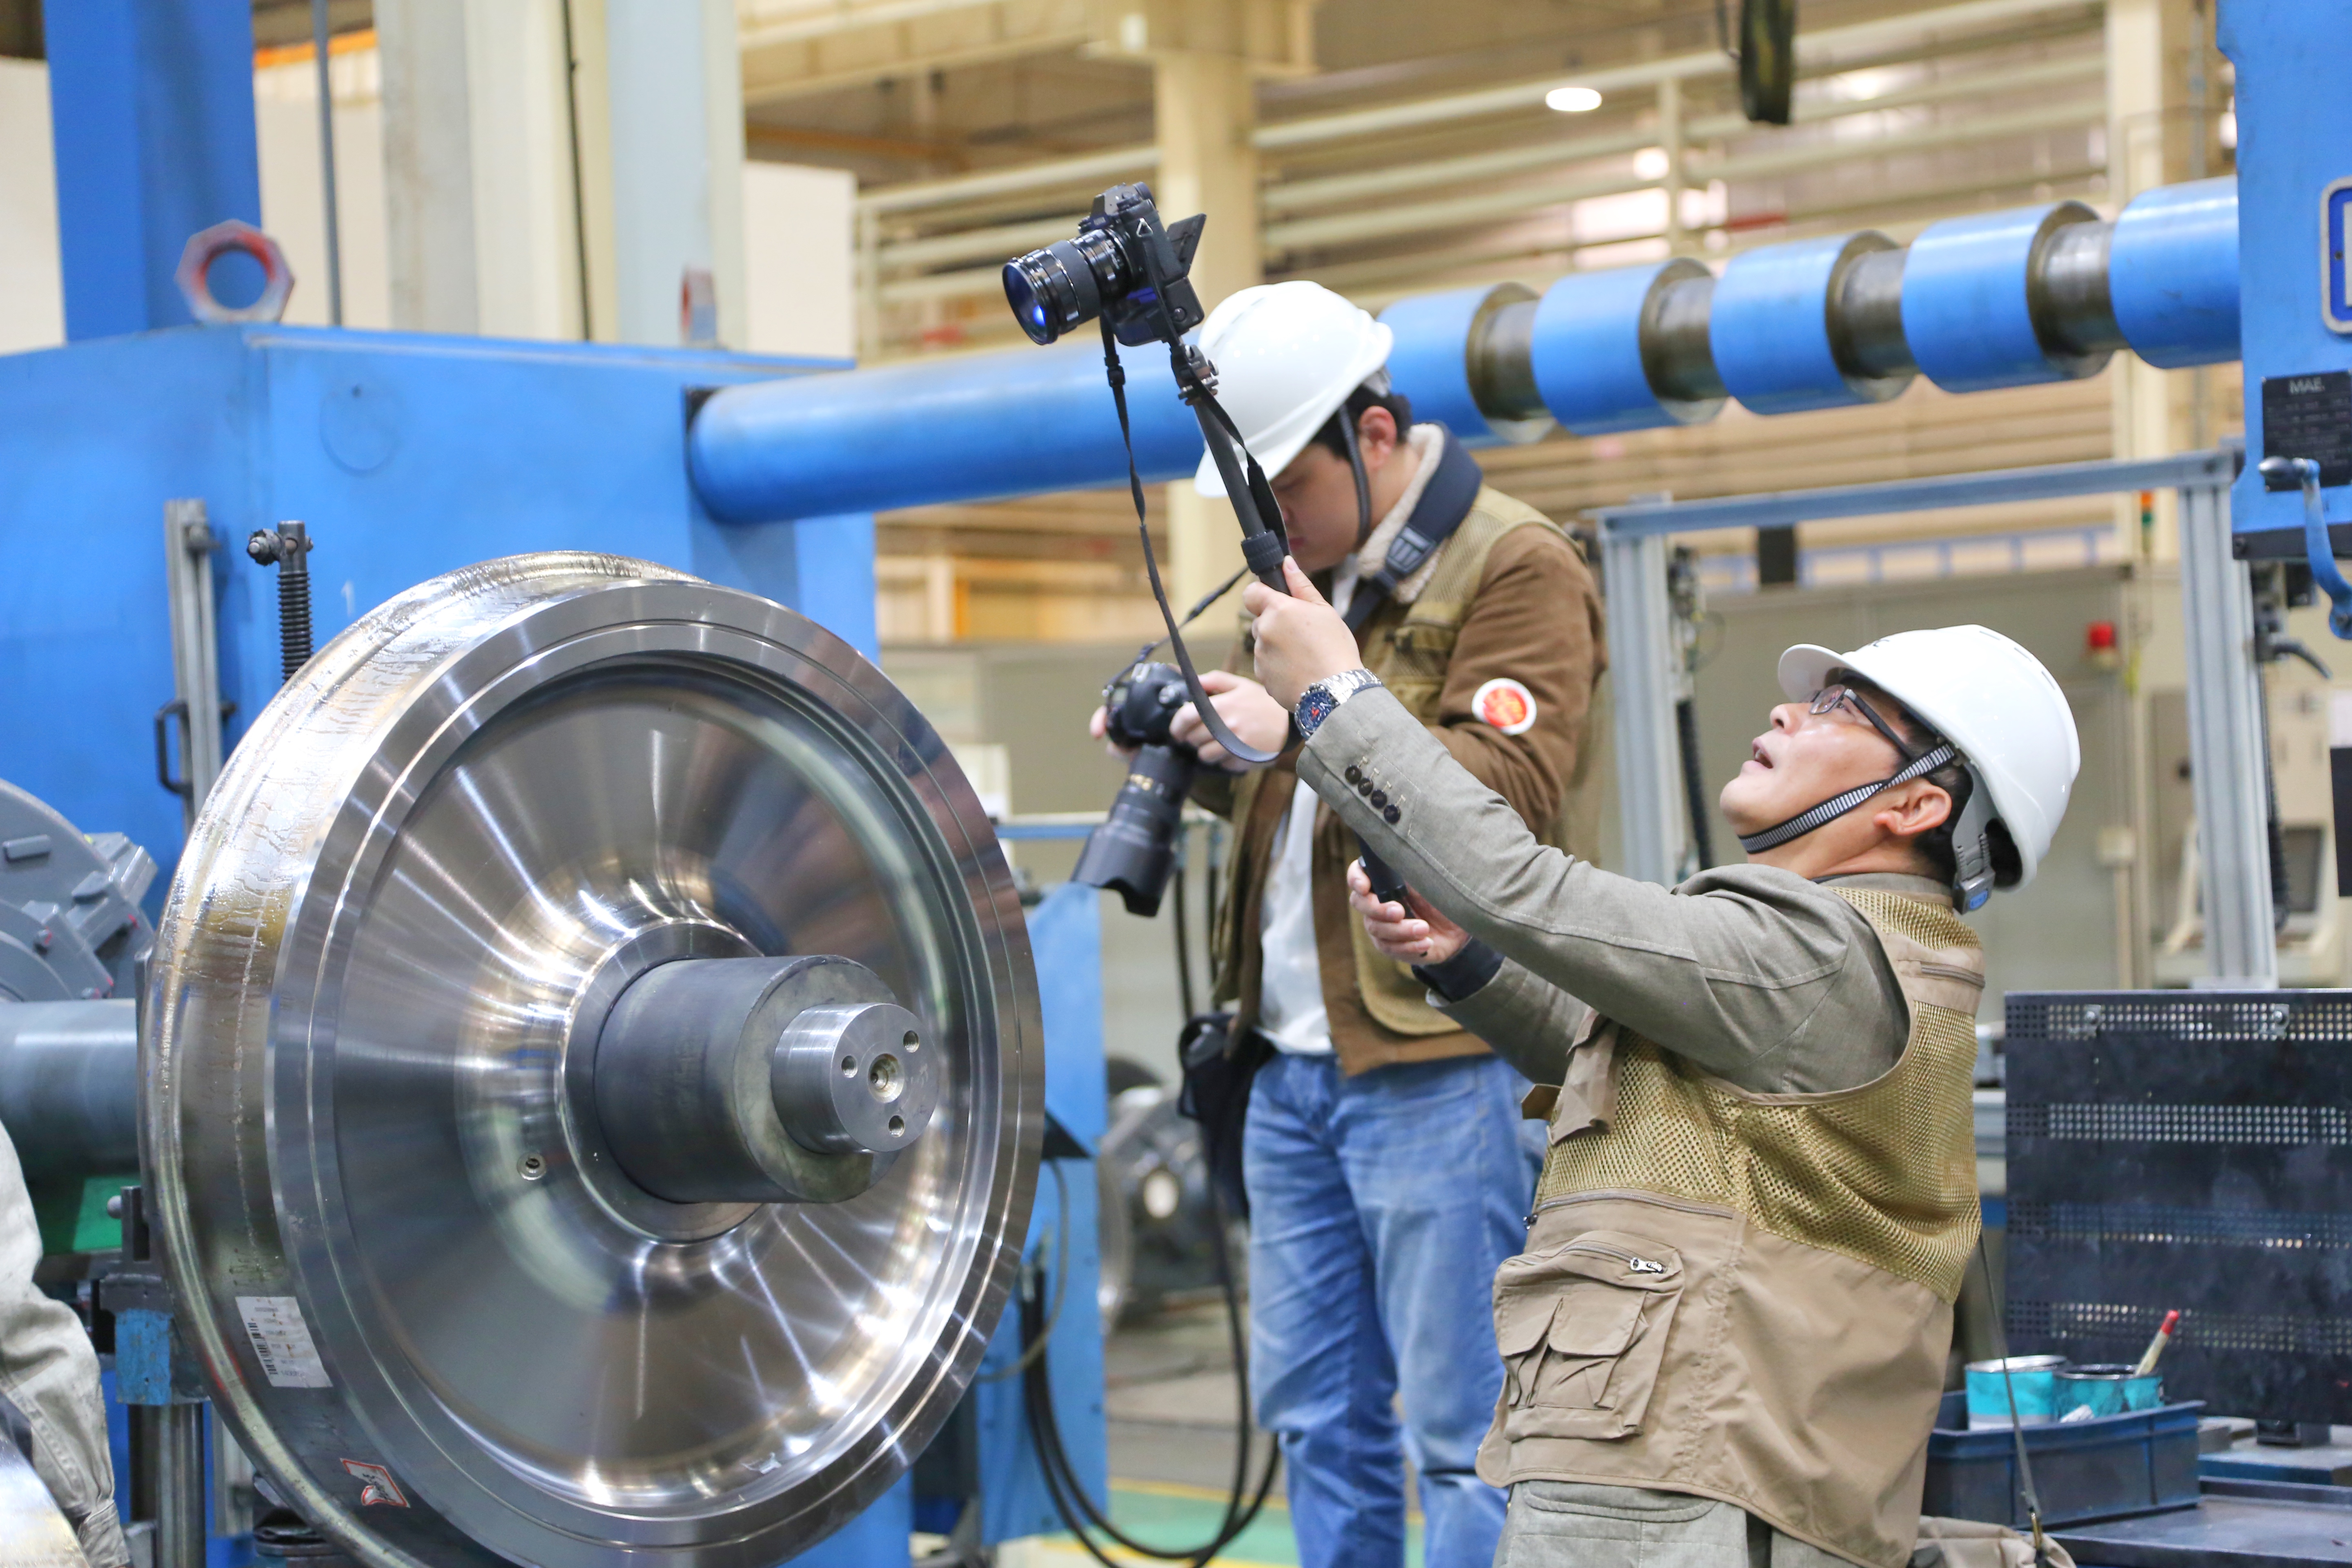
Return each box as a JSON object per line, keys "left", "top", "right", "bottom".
{"left": 1480, "top": 889, "right": 1984, "bottom": 1568}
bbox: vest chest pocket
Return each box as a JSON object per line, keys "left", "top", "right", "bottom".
{"left": 1492, "top": 1230, "right": 1684, "bottom": 1441}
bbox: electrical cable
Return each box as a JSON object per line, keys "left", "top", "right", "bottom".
{"left": 1022, "top": 1167, "right": 1278, "bottom": 1565}
{"left": 1971, "top": 1232, "right": 2053, "bottom": 1568}
{"left": 1172, "top": 831, "right": 1198, "bottom": 1019}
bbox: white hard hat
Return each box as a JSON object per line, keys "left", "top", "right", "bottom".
{"left": 1192, "top": 281, "right": 1392, "bottom": 497}
{"left": 1777, "top": 626, "right": 2080, "bottom": 893}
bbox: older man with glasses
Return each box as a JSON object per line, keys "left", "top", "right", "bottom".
{"left": 1239, "top": 578, "right": 2081, "bottom": 1568}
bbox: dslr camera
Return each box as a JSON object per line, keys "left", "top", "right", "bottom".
{"left": 1005, "top": 185, "right": 1225, "bottom": 920}
{"left": 1004, "top": 183, "right": 1209, "bottom": 349}
{"left": 1074, "top": 660, "right": 1197, "bottom": 918}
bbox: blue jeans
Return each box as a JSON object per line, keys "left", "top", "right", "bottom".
{"left": 1245, "top": 1050, "right": 1544, "bottom": 1568}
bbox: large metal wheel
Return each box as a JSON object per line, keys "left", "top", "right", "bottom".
{"left": 145, "top": 554, "right": 1040, "bottom": 1568}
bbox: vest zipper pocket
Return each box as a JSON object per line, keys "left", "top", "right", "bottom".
{"left": 1490, "top": 1227, "right": 1687, "bottom": 1443}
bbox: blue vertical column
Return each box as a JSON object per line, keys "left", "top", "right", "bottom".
{"left": 2220, "top": 0, "right": 2352, "bottom": 546}
{"left": 43, "top": 0, "right": 263, "bottom": 339}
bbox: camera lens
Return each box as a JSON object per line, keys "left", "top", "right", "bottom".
{"left": 1003, "top": 230, "right": 1127, "bottom": 345}
{"left": 1073, "top": 743, "right": 1196, "bottom": 918}
{"left": 1003, "top": 240, "right": 1096, "bottom": 346}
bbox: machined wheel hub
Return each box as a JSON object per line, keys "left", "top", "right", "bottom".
{"left": 144, "top": 554, "right": 1039, "bottom": 1568}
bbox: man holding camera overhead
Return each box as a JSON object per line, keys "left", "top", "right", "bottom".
{"left": 1094, "top": 279, "right": 1604, "bottom": 1568}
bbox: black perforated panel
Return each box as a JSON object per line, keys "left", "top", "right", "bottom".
{"left": 2005, "top": 990, "right": 2352, "bottom": 1423}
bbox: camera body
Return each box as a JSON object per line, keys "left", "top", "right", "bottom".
{"left": 1004, "top": 184, "right": 1209, "bottom": 348}
{"left": 1101, "top": 660, "right": 1191, "bottom": 750}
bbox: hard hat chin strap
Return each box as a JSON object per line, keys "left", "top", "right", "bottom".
{"left": 1339, "top": 397, "right": 1374, "bottom": 552}
{"left": 1735, "top": 743, "right": 1959, "bottom": 855}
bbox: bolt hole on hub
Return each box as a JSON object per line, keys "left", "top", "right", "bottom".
{"left": 143, "top": 554, "right": 1040, "bottom": 1568}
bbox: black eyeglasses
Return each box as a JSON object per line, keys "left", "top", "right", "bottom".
{"left": 1808, "top": 684, "right": 1924, "bottom": 761}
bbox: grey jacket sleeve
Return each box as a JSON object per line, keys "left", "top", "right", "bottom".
{"left": 0, "top": 1126, "right": 126, "bottom": 1568}
{"left": 1433, "top": 956, "right": 1594, "bottom": 1087}
{"left": 1303, "top": 688, "right": 1907, "bottom": 1094}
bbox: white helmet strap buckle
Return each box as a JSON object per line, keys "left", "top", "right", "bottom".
{"left": 1949, "top": 777, "right": 1998, "bottom": 913}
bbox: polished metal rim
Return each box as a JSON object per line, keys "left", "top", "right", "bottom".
{"left": 145, "top": 555, "right": 1039, "bottom": 1568}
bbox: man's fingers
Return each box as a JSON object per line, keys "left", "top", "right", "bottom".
{"left": 1198, "top": 668, "right": 1242, "bottom": 693}
{"left": 1281, "top": 557, "right": 1330, "bottom": 607}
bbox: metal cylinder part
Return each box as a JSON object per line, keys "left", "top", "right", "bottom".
{"left": 1640, "top": 263, "right": 1728, "bottom": 408}
{"left": 591, "top": 954, "right": 939, "bottom": 1207}
{"left": 0, "top": 999, "right": 137, "bottom": 1177}
{"left": 1530, "top": 259, "right": 1726, "bottom": 435}
{"left": 2109, "top": 176, "right": 2243, "bottom": 369}
{"left": 773, "top": 999, "right": 936, "bottom": 1155}
{"left": 1713, "top": 232, "right": 1915, "bottom": 414}
{"left": 1830, "top": 245, "right": 1917, "bottom": 383}
{"left": 1379, "top": 282, "right": 1553, "bottom": 444}
{"left": 1903, "top": 201, "right": 2114, "bottom": 392}
{"left": 2030, "top": 214, "right": 2126, "bottom": 362}
{"left": 152, "top": 1405, "right": 207, "bottom": 1568}
{"left": 1472, "top": 294, "right": 1546, "bottom": 426}
{"left": 144, "top": 553, "right": 1039, "bottom": 1568}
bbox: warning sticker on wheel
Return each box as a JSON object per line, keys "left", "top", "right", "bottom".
{"left": 237, "top": 1296, "right": 332, "bottom": 1388}
{"left": 341, "top": 1459, "right": 408, "bottom": 1508}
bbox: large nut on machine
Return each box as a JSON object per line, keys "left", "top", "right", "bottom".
{"left": 593, "top": 954, "right": 942, "bottom": 1206}
{"left": 774, "top": 997, "right": 938, "bottom": 1155}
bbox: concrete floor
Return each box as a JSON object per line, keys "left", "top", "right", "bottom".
{"left": 998, "top": 1298, "right": 1427, "bottom": 1568}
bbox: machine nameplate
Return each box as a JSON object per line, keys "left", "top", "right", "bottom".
{"left": 237, "top": 1296, "right": 331, "bottom": 1389}
{"left": 2261, "top": 370, "right": 2352, "bottom": 488}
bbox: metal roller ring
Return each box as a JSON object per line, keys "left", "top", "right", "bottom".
{"left": 144, "top": 552, "right": 1040, "bottom": 1568}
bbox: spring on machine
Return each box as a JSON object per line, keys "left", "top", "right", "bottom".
{"left": 246, "top": 521, "right": 314, "bottom": 684}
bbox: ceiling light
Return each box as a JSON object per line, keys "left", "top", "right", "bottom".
{"left": 1547, "top": 86, "right": 1603, "bottom": 114}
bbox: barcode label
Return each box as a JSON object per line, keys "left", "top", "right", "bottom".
{"left": 237, "top": 1296, "right": 331, "bottom": 1388}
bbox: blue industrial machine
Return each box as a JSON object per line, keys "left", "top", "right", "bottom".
{"left": 8, "top": 0, "right": 2352, "bottom": 1564}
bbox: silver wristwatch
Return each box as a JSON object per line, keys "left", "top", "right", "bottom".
{"left": 1293, "top": 668, "right": 1384, "bottom": 742}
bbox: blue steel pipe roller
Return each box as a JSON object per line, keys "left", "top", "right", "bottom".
{"left": 686, "top": 180, "right": 2241, "bottom": 523}
{"left": 1708, "top": 232, "right": 1913, "bottom": 415}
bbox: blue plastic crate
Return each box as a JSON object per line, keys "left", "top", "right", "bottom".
{"left": 1923, "top": 1392, "right": 2205, "bottom": 1529}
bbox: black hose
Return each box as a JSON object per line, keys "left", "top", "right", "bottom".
{"left": 2252, "top": 663, "right": 2291, "bottom": 930}
{"left": 1172, "top": 830, "right": 1198, "bottom": 1019}
{"left": 1021, "top": 1174, "right": 1277, "bottom": 1563}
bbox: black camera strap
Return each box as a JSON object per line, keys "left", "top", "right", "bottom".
{"left": 1097, "top": 317, "right": 1283, "bottom": 770}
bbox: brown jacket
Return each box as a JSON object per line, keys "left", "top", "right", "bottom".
{"left": 1194, "top": 434, "right": 1605, "bottom": 1075}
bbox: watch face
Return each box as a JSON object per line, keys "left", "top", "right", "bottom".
{"left": 1298, "top": 690, "right": 1336, "bottom": 734}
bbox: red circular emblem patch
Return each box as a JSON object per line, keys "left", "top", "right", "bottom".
{"left": 1472, "top": 677, "right": 1538, "bottom": 736}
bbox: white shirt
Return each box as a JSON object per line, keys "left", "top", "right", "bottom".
{"left": 1255, "top": 424, "right": 1450, "bottom": 1057}
{"left": 1256, "top": 778, "right": 1333, "bottom": 1055}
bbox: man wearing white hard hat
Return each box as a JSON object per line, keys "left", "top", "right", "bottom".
{"left": 1238, "top": 601, "right": 2078, "bottom": 1568}
{"left": 1093, "top": 279, "right": 1605, "bottom": 1568}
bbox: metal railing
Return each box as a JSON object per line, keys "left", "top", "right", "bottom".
{"left": 1592, "top": 449, "right": 2279, "bottom": 988}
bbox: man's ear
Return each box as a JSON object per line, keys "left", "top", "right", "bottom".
{"left": 1873, "top": 780, "right": 1953, "bottom": 841}
{"left": 1357, "top": 405, "right": 1400, "bottom": 466}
